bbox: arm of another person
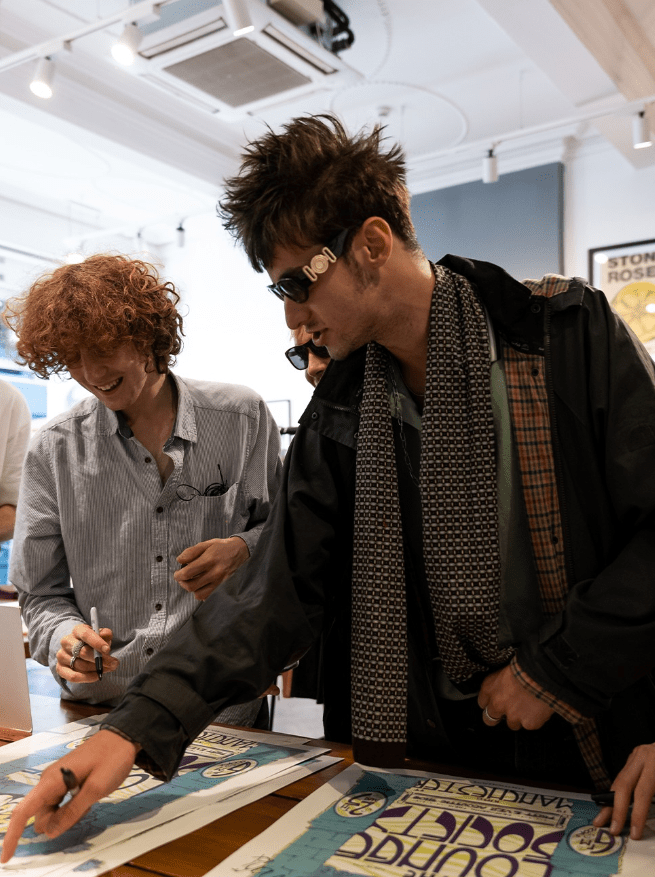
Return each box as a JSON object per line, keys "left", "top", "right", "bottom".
{"left": 0, "top": 503, "right": 17, "bottom": 543}
{"left": 1, "top": 423, "right": 354, "bottom": 861}
{"left": 0, "top": 384, "right": 31, "bottom": 541}
{"left": 174, "top": 395, "right": 283, "bottom": 600}
{"left": 12, "top": 435, "right": 117, "bottom": 683}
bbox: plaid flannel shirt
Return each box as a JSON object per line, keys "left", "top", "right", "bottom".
{"left": 504, "top": 274, "right": 610, "bottom": 789}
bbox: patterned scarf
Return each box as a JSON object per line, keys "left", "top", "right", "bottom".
{"left": 351, "top": 264, "right": 513, "bottom": 765}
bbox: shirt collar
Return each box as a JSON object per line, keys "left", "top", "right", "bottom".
{"left": 171, "top": 373, "right": 197, "bottom": 443}
{"left": 95, "top": 372, "right": 197, "bottom": 443}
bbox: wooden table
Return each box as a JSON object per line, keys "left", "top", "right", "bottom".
{"left": 5, "top": 662, "right": 591, "bottom": 877}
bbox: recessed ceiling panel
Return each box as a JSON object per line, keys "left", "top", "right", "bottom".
{"left": 163, "top": 39, "right": 311, "bottom": 107}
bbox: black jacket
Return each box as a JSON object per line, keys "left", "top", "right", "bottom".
{"left": 108, "top": 256, "right": 655, "bottom": 781}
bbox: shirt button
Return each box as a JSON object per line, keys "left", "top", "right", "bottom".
{"left": 311, "top": 411, "right": 318, "bottom": 420}
{"left": 530, "top": 302, "right": 541, "bottom": 314}
{"left": 531, "top": 368, "right": 539, "bottom": 377}
{"left": 146, "top": 647, "right": 154, "bottom": 656}
{"left": 155, "top": 603, "right": 162, "bottom": 611}
{"left": 156, "top": 506, "right": 163, "bottom": 513}
{"left": 156, "top": 555, "right": 163, "bottom": 562}
{"left": 144, "top": 456, "right": 152, "bottom": 463}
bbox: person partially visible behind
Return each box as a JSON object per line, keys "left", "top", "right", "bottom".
{"left": 285, "top": 328, "right": 330, "bottom": 389}
{"left": 3, "top": 254, "right": 281, "bottom": 728}
{"left": 281, "top": 328, "right": 331, "bottom": 701}
{"left": 0, "top": 378, "right": 31, "bottom": 547}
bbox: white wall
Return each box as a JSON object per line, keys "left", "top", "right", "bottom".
{"left": 0, "top": 196, "right": 98, "bottom": 262}
{"left": 564, "top": 142, "right": 655, "bottom": 280}
{"left": 159, "top": 213, "right": 313, "bottom": 439}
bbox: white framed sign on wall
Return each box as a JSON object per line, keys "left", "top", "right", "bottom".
{"left": 588, "top": 238, "right": 655, "bottom": 359}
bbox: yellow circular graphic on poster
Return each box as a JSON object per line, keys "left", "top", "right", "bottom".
{"left": 335, "top": 791, "right": 387, "bottom": 818}
{"left": 201, "top": 758, "right": 258, "bottom": 778}
{"left": 567, "top": 824, "right": 624, "bottom": 857}
{"left": 611, "top": 281, "right": 655, "bottom": 344}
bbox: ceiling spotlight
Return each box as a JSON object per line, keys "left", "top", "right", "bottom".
{"left": 632, "top": 111, "right": 652, "bottom": 149}
{"left": 222, "top": 0, "right": 254, "bottom": 36}
{"left": 30, "top": 56, "right": 54, "bottom": 99}
{"left": 482, "top": 148, "right": 498, "bottom": 184}
{"left": 112, "top": 23, "right": 142, "bottom": 66}
{"left": 176, "top": 222, "right": 185, "bottom": 248}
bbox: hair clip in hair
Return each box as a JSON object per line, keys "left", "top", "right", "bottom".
{"left": 302, "top": 246, "right": 337, "bottom": 283}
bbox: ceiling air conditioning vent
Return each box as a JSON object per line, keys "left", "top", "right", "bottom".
{"left": 130, "top": 0, "right": 361, "bottom": 120}
{"left": 139, "top": 19, "right": 228, "bottom": 59}
{"left": 163, "top": 39, "right": 311, "bottom": 108}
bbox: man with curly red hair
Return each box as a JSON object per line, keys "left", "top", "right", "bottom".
{"left": 4, "top": 254, "right": 280, "bottom": 727}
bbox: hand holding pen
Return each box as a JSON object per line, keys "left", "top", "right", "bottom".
{"left": 60, "top": 767, "right": 81, "bottom": 797}
{"left": 55, "top": 615, "right": 119, "bottom": 683}
{"left": 90, "top": 607, "right": 103, "bottom": 680}
{"left": 1, "top": 730, "right": 140, "bottom": 863}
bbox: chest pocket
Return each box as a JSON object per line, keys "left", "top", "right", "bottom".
{"left": 171, "top": 481, "right": 247, "bottom": 553}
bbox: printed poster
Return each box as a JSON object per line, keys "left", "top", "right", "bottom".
{"left": 212, "top": 763, "right": 655, "bottom": 877}
{"left": 0, "top": 717, "right": 327, "bottom": 875}
{"left": 44, "top": 753, "right": 342, "bottom": 877}
{"left": 589, "top": 239, "right": 655, "bottom": 358}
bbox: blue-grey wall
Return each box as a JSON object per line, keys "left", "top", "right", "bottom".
{"left": 411, "top": 162, "right": 563, "bottom": 281}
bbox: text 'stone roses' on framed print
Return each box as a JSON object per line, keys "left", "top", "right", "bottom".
{"left": 589, "top": 238, "right": 655, "bottom": 359}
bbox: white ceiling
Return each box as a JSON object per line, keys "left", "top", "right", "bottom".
{"left": 0, "top": 0, "right": 653, "bottom": 248}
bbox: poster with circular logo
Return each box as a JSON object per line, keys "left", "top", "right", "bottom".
{"left": 567, "top": 824, "right": 624, "bottom": 857}
{"left": 589, "top": 239, "right": 655, "bottom": 359}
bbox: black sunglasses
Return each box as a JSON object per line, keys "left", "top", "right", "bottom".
{"left": 176, "top": 464, "right": 230, "bottom": 501}
{"left": 285, "top": 339, "right": 331, "bottom": 370}
{"left": 267, "top": 228, "right": 351, "bottom": 303}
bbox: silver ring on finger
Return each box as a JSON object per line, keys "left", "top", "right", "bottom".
{"left": 70, "top": 639, "right": 84, "bottom": 670}
{"left": 483, "top": 706, "right": 502, "bottom": 724}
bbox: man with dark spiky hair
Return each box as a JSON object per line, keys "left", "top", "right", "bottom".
{"left": 4, "top": 117, "right": 655, "bottom": 861}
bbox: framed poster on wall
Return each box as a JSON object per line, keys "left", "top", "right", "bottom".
{"left": 588, "top": 238, "right": 655, "bottom": 359}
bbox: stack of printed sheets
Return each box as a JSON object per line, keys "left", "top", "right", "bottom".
{"left": 0, "top": 715, "right": 338, "bottom": 876}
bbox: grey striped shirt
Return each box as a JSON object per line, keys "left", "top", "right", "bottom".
{"left": 12, "top": 373, "right": 281, "bottom": 711}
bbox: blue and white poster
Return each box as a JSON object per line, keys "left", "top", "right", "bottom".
{"left": 0, "top": 717, "right": 329, "bottom": 876}
{"left": 212, "top": 764, "right": 655, "bottom": 877}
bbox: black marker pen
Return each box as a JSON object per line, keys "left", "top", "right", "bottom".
{"left": 90, "top": 606, "right": 103, "bottom": 680}
{"left": 591, "top": 791, "right": 615, "bottom": 806}
{"left": 60, "top": 767, "right": 80, "bottom": 797}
